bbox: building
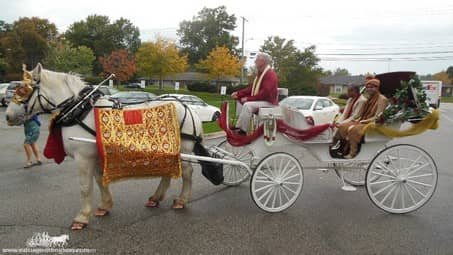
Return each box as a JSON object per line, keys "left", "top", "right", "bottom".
{"left": 319, "top": 75, "right": 366, "bottom": 95}
{"left": 442, "top": 84, "right": 453, "bottom": 97}
{"left": 140, "top": 72, "right": 240, "bottom": 88}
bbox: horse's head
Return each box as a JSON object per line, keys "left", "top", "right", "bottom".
{"left": 6, "top": 63, "right": 85, "bottom": 126}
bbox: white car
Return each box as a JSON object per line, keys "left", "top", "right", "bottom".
{"left": 0, "top": 83, "right": 9, "bottom": 106}
{"left": 280, "top": 96, "right": 340, "bottom": 126}
{"left": 158, "top": 94, "right": 221, "bottom": 122}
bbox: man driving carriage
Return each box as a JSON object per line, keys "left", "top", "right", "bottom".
{"left": 231, "top": 52, "right": 279, "bottom": 135}
{"left": 336, "top": 77, "right": 389, "bottom": 159}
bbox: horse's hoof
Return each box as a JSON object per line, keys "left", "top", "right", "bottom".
{"left": 172, "top": 199, "right": 185, "bottom": 209}
{"left": 94, "top": 208, "right": 110, "bottom": 217}
{"left": 70, "top": 221, "right": 88, "bottom": 230}
{"left": 145, "top": 199, "right": 160, "bottom": 208}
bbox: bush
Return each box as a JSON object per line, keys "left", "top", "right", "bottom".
{"left": 226, "top": 84, "right": 248, "bottom": 94}
{"left": 83, "top": 76, "right": 104, "bottom": 85}
{"left": 187, "top": 82, "right": 217, "bottom": 93}
{"left": 339, "top": 93, "right": 349, "bottom": 100}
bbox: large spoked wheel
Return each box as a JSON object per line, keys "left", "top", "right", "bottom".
{"left": 217, "top": 140, "right": 254, "bottom": 186}
{"left": 250, "top": 152, "right": 304, "bottom": 213}
{"left": 335, "top": 161, "right": 369, "bottom": 186}
{"left": 366, "top": 144, "right": 437, "bottom": 214}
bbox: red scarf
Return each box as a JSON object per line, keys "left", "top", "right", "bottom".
{"left": 343, "top": 96, "right": 360, "bottom": 119}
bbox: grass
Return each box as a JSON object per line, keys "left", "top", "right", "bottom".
{"left": 441, "top": 97, "right": 453, "bottom": 103}
{"left": 117, "top": 85, "right": 234, "bottom": 133}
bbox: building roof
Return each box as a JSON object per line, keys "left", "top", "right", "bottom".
{"left": 142, "top": 72, "right": 239, "bottom": 82}
{"left": 319, "top": 75, "right": 366, "bottom": 85}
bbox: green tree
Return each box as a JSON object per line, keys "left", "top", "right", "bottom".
{"left": 43, "top": 41, "right": 95, "bottom": 76}
{"left": 177, "top": 6, "right": 238, "bottom": 65}
{"left": 261, "top": 36, "right": 321, "bottom": 95}
{"left": 332, "top": 67, "right": 350, "bottom": 76}
{"left": 447, "top": 66, "right": 453, "bottom": 81}
{"left": 0, "top": 17, "right": 57, "bottom": 73}
{"left": 135, "top": 39, "right": 188, "bottom": 89}
{"left": 65, "top": 15, "right": 140, "bottom": 73}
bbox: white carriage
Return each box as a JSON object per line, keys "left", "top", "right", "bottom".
{"left": 207, "top": 72, "right": 438, "bottom": 214}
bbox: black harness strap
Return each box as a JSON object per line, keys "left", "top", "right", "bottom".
{"left": 74, "top": 118, "right": 97, "bottom": 136}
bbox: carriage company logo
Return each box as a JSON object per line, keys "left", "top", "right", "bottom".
{"left": 1, "top": 232, "right": 96, "bottom": 254}
{"left": 26, "top": 232, "right": 69, "bottom": 248}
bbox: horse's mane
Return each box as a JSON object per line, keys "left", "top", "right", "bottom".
{"left": 40, "top": 69, "right": 87, "bottom": 94}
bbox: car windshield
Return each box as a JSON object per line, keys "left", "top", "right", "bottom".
{"left": 280, "top": 97, "right": 314, "bottom": 110}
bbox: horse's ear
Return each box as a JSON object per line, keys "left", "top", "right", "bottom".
{"left": 35, "top": 63, "right": 43, "bottom": 74}
{"left": 31, "top": 63, "right": 43, "bottom": 80}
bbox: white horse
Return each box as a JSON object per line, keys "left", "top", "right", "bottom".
{"left": 6, "top": 63, "right": 203, "bottom": 230}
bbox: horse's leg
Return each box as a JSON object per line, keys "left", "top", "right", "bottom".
{"left": 173, "top": 160, "right": 194, "bottom": 209}
{"left": 145, "top": 177, "right": 171, "bottom": 208}
{"left": 93, "top": 164, "right": 113, "bottom": 216}
{"left": 173, "top": 140, "right": 195, "bottom": 209}
{"left": 72, "top": 155, "right": 96, "bottom": 229}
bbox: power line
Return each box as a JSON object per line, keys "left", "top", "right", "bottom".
{"left": 318, "top": 51, "right": 453, "bottom": 56}
{"left": 321, "top": 56, "right": 453, "bottom": 61}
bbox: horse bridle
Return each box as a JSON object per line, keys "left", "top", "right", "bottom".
{"left": 17, "top": 78, "right": 73, "bottom": 116}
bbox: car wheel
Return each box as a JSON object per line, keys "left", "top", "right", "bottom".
{"left": 211, "top": 111, "right": 220, "bottom": 121}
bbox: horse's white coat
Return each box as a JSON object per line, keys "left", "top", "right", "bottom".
{"left": 6, "top": 64, "right": 203, "bottom": 225}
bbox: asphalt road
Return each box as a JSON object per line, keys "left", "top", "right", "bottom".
{"left": 0, "top": 104, "right": 452, "bottom": 254}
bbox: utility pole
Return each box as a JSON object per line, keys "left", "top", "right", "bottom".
{"left": 240, "top": 16, "right": 248, "bottom": 85}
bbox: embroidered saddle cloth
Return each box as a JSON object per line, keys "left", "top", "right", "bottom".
{"left": 94, "top": 103, "right": 181, "bottom": 185}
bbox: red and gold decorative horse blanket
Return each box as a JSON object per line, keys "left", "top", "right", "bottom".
{"left": 94, "top": 103, "right": 181, "bottom": 185}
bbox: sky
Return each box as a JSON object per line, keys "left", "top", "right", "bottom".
{"left": 1, "top": 0, "right": 453, "bottom": 75}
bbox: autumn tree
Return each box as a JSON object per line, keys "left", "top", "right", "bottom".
{"left": 99, "top": 49, "right": 136, "bottom": 84}
{"left": 44, "top": 41, "right": 95, "bottom": 76}
{"left": 0, "top": 17, "right": 57, "bottom": 77}
{"left": 177, "top": 6, "right": 238, "bottom": 65}
{"left": 135, "top": 39, "right": 188, "bottom": 89}
{"left": 447, "top": 66, "right": 453, "bottom": 82}
{"left": 432, "top": 71, "right": 451, "bottom": 85}
{"left": 197, "top": 46, "right": 243, "bottom": 90}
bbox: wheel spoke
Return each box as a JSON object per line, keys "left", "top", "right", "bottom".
{"left": 373, "top": 182, "right": 397, "bottom": 196}
{"left": 407, "top": 155, "right": 423, "bottom": 169}
{"left": 369, "top": 179, "right": 395, "bottom": 185}
{"left": 407, "top": 179, "right": 432, "bottom": 188}
{"left": 379, "top": 183, "right": 398, "bottom": 205}
{"left": 406, "top": 182, "right": 427, "bottom": 198}
{"left": 279, "top": 165, "right": 297, "bottom": 180}
{"left": 281, "top": 181, "right": 301, "bottom": 185}
{"left": 401, "top": 184, "right": 406, "bottom": 208}
{"left": 370, "top": 171, "right": 396, "bottom": 180}
{"left": 375, "top": 162, "right": 397, "bottom": 177}
{"left": 407, "top": 163, "right": 430, "bottom": 177}
{"left": 281, "top": 184, "right": 297, "bottom": 195}
{"left": 282, "top": 173, "right": 301, "bottom": 182}
{"left": 407, "top": 173, "right": 433, "bottom": 179}
{"left": 263, "top": 186, "right": 276, "bottom": 206}
{"left": 257, "top": 184, "right": 275, "bottom": 201}
{"left": 391, "top": 184, "right": 400, "bottom": 209}
{"left": 403, "top": 183, "right": 417, "bottom": 205}
{"left": 255, "top": 183, "right": 275, "bottom": 193}
{"left": 257, "top": 170, "right": 275, "bottom": 182}
{"left": 281, "top": 185, "right": 291, "bottom": 202}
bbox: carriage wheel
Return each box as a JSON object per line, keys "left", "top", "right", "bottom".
{"left": 250, "top": 152, "right": 303, "bottom": 213}
{"left": 217, "top": 140, "right": 254, "bottom": 186}
{"left": 334, "top": 161, "right": 369, "bottom": 186}
{"left": 366, "top": 144, "right": 437, "bottom": 214}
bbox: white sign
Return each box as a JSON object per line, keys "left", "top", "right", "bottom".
{"left": 175, "top": 82, "right": 180, "bottom": 91}
{"left": 220, "top": 86, "right": 227, "bottom": 95}
{"left": 140, "top": 80, "right": 146, "bottom": 89}
{"left": 109, "top": 79, "right": 113, "bottom": 87}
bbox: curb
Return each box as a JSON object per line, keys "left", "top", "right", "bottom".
{"left": 203, "top": 131, "right": 226, "bottom": 140}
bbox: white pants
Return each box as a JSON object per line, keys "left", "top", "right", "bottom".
{"left": 236, "top": 101, "right": 273, "bottom": 132}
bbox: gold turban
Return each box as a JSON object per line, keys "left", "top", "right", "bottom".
{"left": 365, "top": 78, "right": 380, "bottom": 88}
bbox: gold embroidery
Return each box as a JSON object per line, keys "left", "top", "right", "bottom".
{"left": 96, "top": 103, "right": 182, "bottom": 185}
